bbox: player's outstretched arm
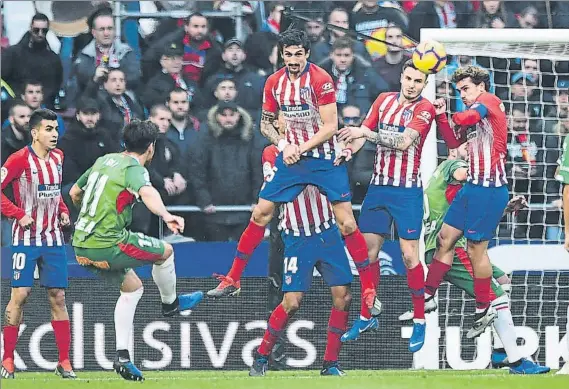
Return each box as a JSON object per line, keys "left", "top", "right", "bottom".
{"left": 366, "top": 127, "right": 420, "bottom": 151}
{"left": 69, "top": 184, "right": 84, "bottom": 208}
{"left": 298, "top": 103, "right": 338, "bottom": 154}
{"left": 139, "top": 185, "right": 184, "bottom": 234}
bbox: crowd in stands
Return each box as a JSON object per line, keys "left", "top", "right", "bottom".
{"left": 1, "top": 1, "right": 568, "bottom": 243}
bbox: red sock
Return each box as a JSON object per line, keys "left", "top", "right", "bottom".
{"left": 407, "top": 264, "right": 425, "bottom": 320}
{"left": 227, "top": 221, "right": 265, "bottom": 281}
{"left": 52, "top": 320, "right": 71, "bottom": 363}
{"left": 258, "top": 304, "right": 290, "bottom": 356}
{"left": 474, "top": 277, "right": 492, "bottom": 311}
{"left": 2, "top": 325, "right": 19, "bottom": 361}
{"left": 360, "top": 261, "right": 380, "bottom": 319}
{"left": 344, "top": 229, "right": 374, "bottom": 292}
{"left": 425, "top": 257, "right": 451, "bottom": 296}
{"left": 324, "top": 308, "right": 349, "bottom": 362}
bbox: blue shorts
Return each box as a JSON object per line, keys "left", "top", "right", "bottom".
{"left": 444, "top": 183, "right": 509, "bottom": 241}
{"left": 10, "top": 245, "right": 69, "bottom": 288}
{"left": 281, "top": 226, "right": 353, "bottom": 292}
{"left": 359, "top": 185, "right": 423, "bottom": 240}
{"left": 259, "top": 154, "right": 352, "bottom": 203}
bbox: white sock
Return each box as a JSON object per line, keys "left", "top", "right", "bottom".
{"left": 152, "top": 254, "right": 177, "bottom": 304}
{"left": 492, "top": 326, "right": 504, "bottom": 350}
{"left": 115, "top": 287, "right": 143, "bottom": 351}
{"left": 492, "top": 295, "right": 522, "bottom": 363}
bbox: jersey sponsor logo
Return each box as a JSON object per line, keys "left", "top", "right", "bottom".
{"left": 281, "top": 104, "right": 311, "bottom": 119}
{"left": 37, "top": 183, "right": 61, "bottom": 198}
{"left": 418, "top": 110, "right": 432, "bottom": 124}
{"left": 322, "top": 82, "right": 333, "bottom": 91}
{"left": 1, "top": 167, "right": 7, "bottom": 183}
{"left": 381, "top": 123, "right": 405, "bottom": 133}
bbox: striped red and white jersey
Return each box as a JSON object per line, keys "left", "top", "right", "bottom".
{"left": 1, "top": 146, "right": 68, "bottom": 246}
{"left": 363, "top": 92, "right": 435, "bottom": 188}
{"left": 262, "top": 146, "right": 335, "bottom": 236}
{"left": 462, "top": 93, "right": 508, "bottom": 187}
{"left": 262, "top": 63, "right": 340, "bottom": 160}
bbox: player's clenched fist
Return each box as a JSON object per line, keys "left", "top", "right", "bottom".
{"left": 18, "top": 215, "right": 34, "bottom": 230}
{"left": 59, "top": 212, "right": 71, "bottom": 227}
{"left": 163, "top": 213, "right": 185, "bottom": 234}
{"left": 433, "top": 98, "right": 447, "bottom": 115}
{"left": 283, "top": 144, "right": 301, "bottom": 165}
{"left": 338, "top": 126, "right": 364, "bottom": 143}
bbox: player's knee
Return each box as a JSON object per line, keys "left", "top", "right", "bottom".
{"left": 401, "top": 244, "right": 419, "bottom": 268}
{"left": 337, "top": 217, "right": 357, "bottom": 236}
{"left": 251, "top": 204, "right": 273, "bottom": 226}
{"left": 159, "top": 243, "right": 174, "bottom": 262}
{"left": 11, "top": 287, "right": 31, "bottom": 307}
{"left": 282, "top": 294, "right": 302, "bottom": 314}
{"left": 466, "top": 241, "right": 483, "bottom": 261}
{"left": 436, "top": 231, "right": 453, "bottom": 251}
{"left": 332, "top": 288, "right": 352, "bottom": 311}
{"left": 47, "top": 288, "right": 67, "bottom": 310}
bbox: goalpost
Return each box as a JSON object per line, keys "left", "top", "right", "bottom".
{"left": 415, "top": 28, "right": 569, "bottom": 370}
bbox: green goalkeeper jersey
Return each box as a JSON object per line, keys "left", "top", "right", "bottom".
{"left": 72, "top": 153, "right": 151, "bottom": 249}
{"left": 556, "top": 135, "right": 569, "bottom": 184}
{"left": 424, "top": 159, "right": 468, "bottom": 252}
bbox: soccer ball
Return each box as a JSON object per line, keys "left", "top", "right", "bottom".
{"left": 412, "top": 40, "right": 447, "bottom": 75}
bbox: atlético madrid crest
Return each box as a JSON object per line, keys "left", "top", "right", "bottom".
{"left": 285, "top": 275, "right": 292, "bottom": 285}
{"left": 300, "top": 87, "right": 311, "bottom": 101}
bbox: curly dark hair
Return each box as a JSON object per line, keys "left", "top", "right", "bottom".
{"left": 278, "top": 28, "right": 310, "bottom": 54}
{"left": 122, "top": 119, "right": 159, "bottom": 154}
{"left": 451, "top": 65, "right": 491, "bottom": 92}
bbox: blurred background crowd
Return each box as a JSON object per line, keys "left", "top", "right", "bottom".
{"left": 1, "top": 0, "right": 568, "bottom": 243}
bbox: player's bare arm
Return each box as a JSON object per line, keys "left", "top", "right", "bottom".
{"left": 298, "top": 103, "right": 338, "bottom": 154}
{"left": 69, "top": 184, "right": 84, "bottom": 208}
{"left": 334, "top": 138, "right": 366, "bottom": 166}
{"left": 138, "top": 185, "right": 185, "bottom": 234}
{"left": 260, "top": 110, "right": 284, "bottom": 145}
{"left": 338, "top": 125, "right": 420, "bottom": 151}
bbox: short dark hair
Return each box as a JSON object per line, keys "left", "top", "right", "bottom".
{"left": 451, "top": 65, "right": 491, "bottom": 92}
{"left": 31, "top": 13, "right": 50, "bottom": 26}
{"left": 29, "top": 108, "right": 58, "bottom": 130}
{"left": 122, "top": 120, "right": 159, "bottom": 154}
{"left": 278, "top": 28, "right": 310, "bottom": 54}
{"left": 331, "top": 36, "right": 353, "bottom": 52}
{"left": 168, "top": 88, "right": 189, "bottom": 101}
{"left": 185, "top": 12, "right": 206, "bottom": 24}
{"left": 149, "top": 104, "right": 170, "bottom": 118}
{"left": 21, "top": 80, "right": 43, "bottom": 94}
{"left": 88, "top": 6, "right": 113, "bottom": 30}
{"left": 9, "top": 100, "right": 30, "bottom": 116}
{"left": 402, "top": 59, "right": 427, "bottom": 81}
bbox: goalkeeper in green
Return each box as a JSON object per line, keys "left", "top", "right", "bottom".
{"left": 555, "top": 134, "right": 569, "bottom": 375}
{"left": 69, "top": 120, "right": 203, "bottom": 381}
{"left": 399, "top": 143, "right": 549, "bottom": 374}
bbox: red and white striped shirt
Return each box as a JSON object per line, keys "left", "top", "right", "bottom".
{"left": 262, "top": 146, "right": 335, "bottom": 236}
{"left": 262, "top": 63, "right": 339, "bottom": 160}
{"left": 452, "top": 92, "right": 508, "bottom": 187}
{"left": 1, "top": 146, "right": 68, "bottom": 246}
{"left": 363, "top": 92, "right": 435, "bottom": 188}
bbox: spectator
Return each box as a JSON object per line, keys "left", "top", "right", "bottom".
{"left": 140, "top": 42, "right": 203, "bottom": 111}
{"left": 204, "top": 38, "right": 265, "bottom": 114}
{"left": 73, "top": 7, "right": 141, "bottom": 95}
{"left": 1, "top": 13, "right": 62, "bottom": 109}
{"left": 351, "top": 1, "right": 409, "bottom": 38}
{"left": 148, "top": 105, "right": 188, "bottom": 203}
{"left": 85, "top": 68, "right": 145, "bottom": 141}
{"left": 201, "top": 78, "right": 239, "bottom": 120}
{"left": 320, "top": 37, "right": 388, "bottom": 113}
{"left": 311, "top": 7, "right": 371, "bottom": 65}
{"left": 469, "top": 1, "right": 516, "bottom": 28}
{"left": 2, "top": 80, "right": 66, "bottom": 135}
{"left": 1, "top": 101, "right": 31, "bottom": 247}
{"left": 304, "top": 14, "right": 325, "bottom": 44}
{"left": 188, "top": 101, "right": 262, "bottom": 241}
{"left": 243, "top": 31, "right": 278, "bottom": 78}
{"left": 372, "top": 25, "right": 411, "bottom": 92}
{"left": 58, "top": 98, "right": 118, "bottom": 221}
{"left": 407, "top": 0, "right": 470, "bottom": 41}
{"left": 143, "top": 13, "right": 222, "bottom": 87}
{"left": 545, "top": 78, "right": 569, "bottom": 120}
{"left": 261, "top": 2, "right": 285, "bottom": 34}
{"left": 166, "top": 88, "right": 202, "bottom": 159}
{"left": 508, "top": 72, "right": 543, "bottom": 117}
{"left": 515, "top": 5, "right": 539, "bottom": 29}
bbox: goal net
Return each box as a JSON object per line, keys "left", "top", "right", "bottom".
{"left": 418, "top": 28, "right": 569, "bottom": 370}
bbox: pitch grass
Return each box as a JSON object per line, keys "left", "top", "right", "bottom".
{"left": 2, "top": 370, "right": 568, "bottom": 389}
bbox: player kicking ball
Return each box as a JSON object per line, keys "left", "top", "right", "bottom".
{"left": 69, "top": 120, "right": 203, "bottom": 381}
{"left": 336, "top": 60, "right": 439, "bottom": 352}
{"left": 1, "top": 109, "right": 75, "bottom": 379}
{"left": 425, "top": 65, "right": 511, "bottom": 339}
{"left": 249, "top": 145, "right": 353, "bottom": 377}
{"left": 207, "top": 29, "right": 380, "bottom": 318}
{"left": 398, "top": 142, "right": 549, "bottom": 374}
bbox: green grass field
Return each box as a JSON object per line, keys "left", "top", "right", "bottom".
{"left": 2, "top": 370, "right": 568, "bottom": 389}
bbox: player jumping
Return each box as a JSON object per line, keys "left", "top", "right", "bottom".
{"left": 399, "top": 142, "right": 550, "bottom": 374}
{"left": 207, "top": 29, "right": 380, "bottom": 317}
{"left": 249, "top": 145, "right": 353, "bottom": 377}
{"left": 69, "top": 120, "right": 203, "bottom": 381}
{"left": 336, "top": 60, "right": 437, "bottom": 352}
{"left": 1, "top": 109, "right": 76, "bottom": 379}
{"left": 425, "top": 65, "right": 509, "bottom": 339}
{"left": 555, "top": 133, "right": 569, "bottom": 375}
